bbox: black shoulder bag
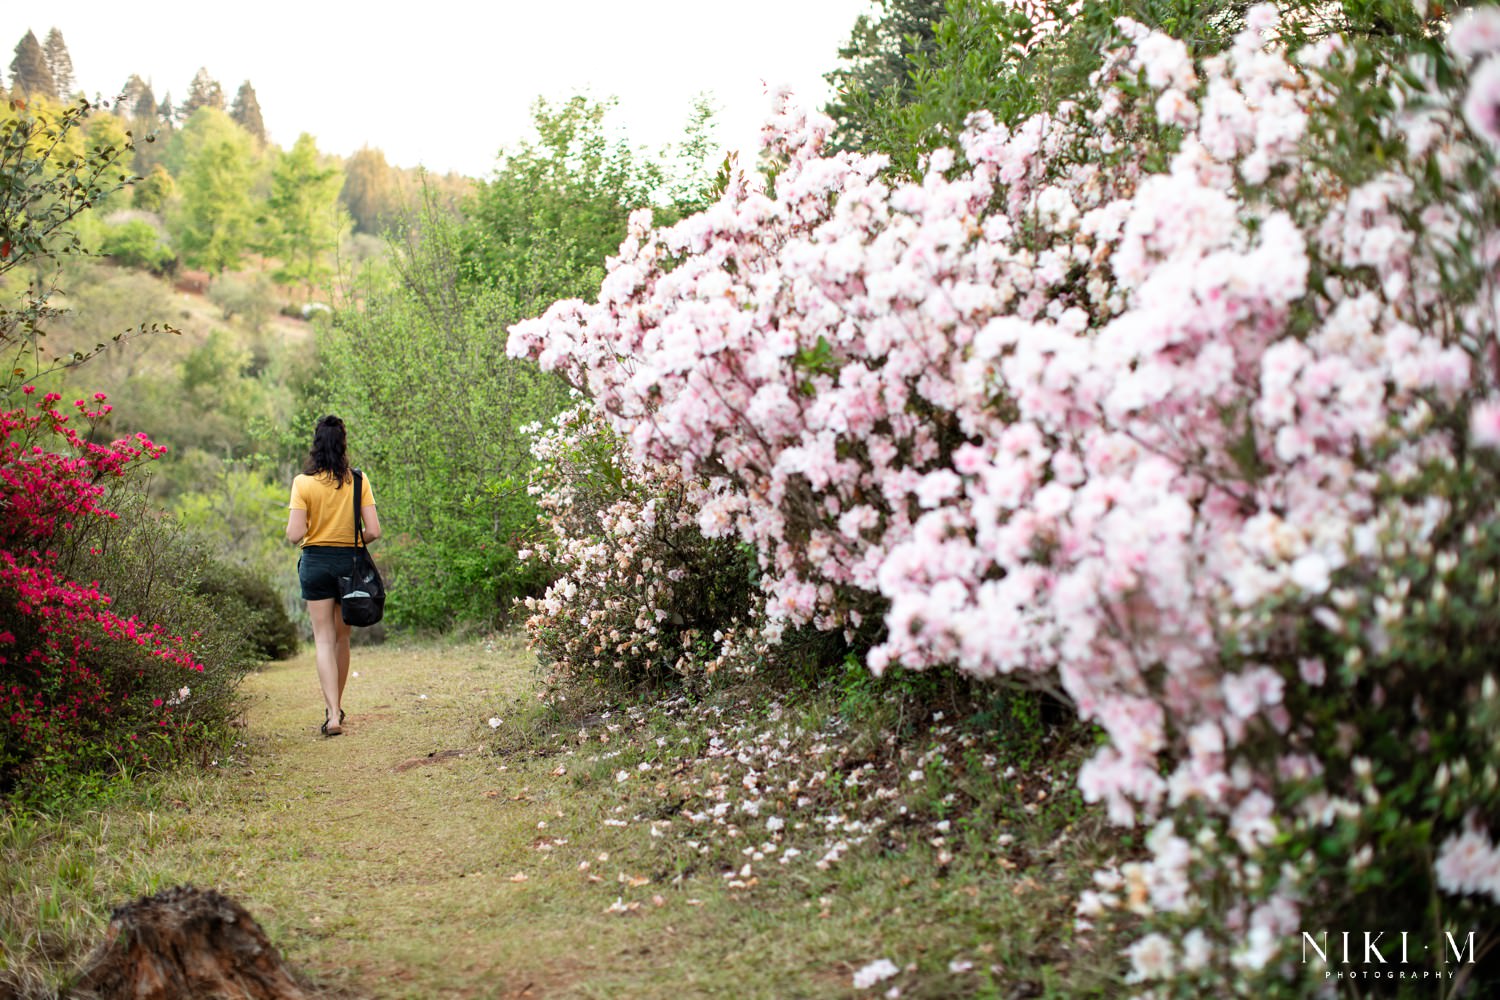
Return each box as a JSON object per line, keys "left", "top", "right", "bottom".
{"left": 338, "top": 469, "right": 386, "bottom": 626}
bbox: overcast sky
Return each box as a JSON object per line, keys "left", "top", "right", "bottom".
{"left": 3, "top": 1, "right": 875, "bottom": 177}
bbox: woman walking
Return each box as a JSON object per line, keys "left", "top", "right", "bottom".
{"left": 285, "top": 415, "right": 380, "bottom": 737}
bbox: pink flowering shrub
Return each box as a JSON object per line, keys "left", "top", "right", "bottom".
{"left": 511, "top": 4, "right": 1500, "bottom": 991}
{"left": 0, "top": 391, "right": 215, "bottom": 794}
{"left": 519, "top": 405, "right": 763, "bottom": 690}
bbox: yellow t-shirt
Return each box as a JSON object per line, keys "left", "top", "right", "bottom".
{"left": 289, "top": 471, "right": 376, "bottom": 547}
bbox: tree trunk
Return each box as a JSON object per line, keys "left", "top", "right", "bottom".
{"left": 74, "top": 885, "right": 308, "bottom": 1000}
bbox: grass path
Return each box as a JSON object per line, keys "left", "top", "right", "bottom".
{"left": 95, "top": 635, "right": 700, "bottom": 999}
{"left": 141, "top": 637, "right": 578, "bottom": 998}
{"left": 101, "top": 639, "right": 912, "bottom": 1000}
{"left": 13, "top": 639, "right": 1119, "bottom": 999}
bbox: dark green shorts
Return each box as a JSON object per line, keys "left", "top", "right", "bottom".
{"left": 298, "top": 545, "right": 359, "bottom": 601}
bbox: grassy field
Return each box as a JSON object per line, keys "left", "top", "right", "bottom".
{"left": 0, "top": 638, "right": 1129, "bottom": 999}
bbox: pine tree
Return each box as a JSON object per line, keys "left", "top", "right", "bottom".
{"left": 230, "top": 81, "right": 266, "bottom": 144}
{"left": 183, "top": 68, "right": 224, "bottom": 116}
{"left": 10, "top": 30, "right": 57, "bottom": 99}
{"left": 121, "top": 74, "right": 145, "bottom": 108}
{"left": 136, "top": 83, "right": 158, "bottom": 121}
{"left": 131, "top": 84, "right": 168, "bottom": 176}
{"left": 121, "top": 74, "right": 156, "bottom": 119}
{"left": 43, "top": 28, "right": 73, "bottom": 98}
{"left": 823, "top": 0, "right": 947, "bottom": 152}
{"left": 159, "top": 92, "right": 175, "bottom": 124}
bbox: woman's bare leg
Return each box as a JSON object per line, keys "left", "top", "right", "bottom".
{"left": 336, "top": 612, "right": 352, "bottom": 708}
{"left": 307, "top": 598, "right": 345, "bottom": 733}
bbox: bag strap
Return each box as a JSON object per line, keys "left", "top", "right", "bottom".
{"left": 351, "top": 468, "right": 366, "bottom": 548}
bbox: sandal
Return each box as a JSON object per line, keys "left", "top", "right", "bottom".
{"left": 321, "top": 709, "right": 344, "bottom": 738}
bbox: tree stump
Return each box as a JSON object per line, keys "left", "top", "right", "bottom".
{"left": 74, "top": 885, "right": 308, "bottom": 1000}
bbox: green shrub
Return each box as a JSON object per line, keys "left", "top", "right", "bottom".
{"left": 99, "top": 219, "right": 175, "bottom": 274}
{"left": 192, "top": 564, "right": 299, "bottom": 662}
{"left": 207, "top": 272, "right": 276, "bottom": 332}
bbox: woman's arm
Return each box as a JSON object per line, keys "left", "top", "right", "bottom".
{"left": 286, "top": 507, "right": 308, "bottom": 543}
{"left": 361, "top": 505, "right": 381, "bottom": 542}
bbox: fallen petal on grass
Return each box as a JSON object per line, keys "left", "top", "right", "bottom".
{"left": 853, "top": 958, "right": 900, "bottom": 989}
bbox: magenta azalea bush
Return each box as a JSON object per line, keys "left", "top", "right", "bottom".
{"left": 0, "top": 390, "right": 213, "bottom": 792}
{"left": 511, "top": 6, "right": 1500, "bottom": 994}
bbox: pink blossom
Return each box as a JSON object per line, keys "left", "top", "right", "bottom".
{"left": 1297, "top": 658, "right": 1326, "bottom": 686}
{"left": 1471, "top": 398, "right": 1500, "bottom": 449}
{"left": 1463, "top": 57, "right": 1500, "bottom": 148}
{"left": 1450, "top": 7, "right": 1500, "bottom": 62}
{"left": 1126, "top": 932, "right": 1176, "bottom": 982}
{"left": 1434, "top": 822, "right": 1500, "bottom": 903}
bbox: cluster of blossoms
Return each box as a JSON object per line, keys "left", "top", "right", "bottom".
{"left": 511, "top": 5, "right": 1500, "bottom": 993}
{"left": 1, "top": 393, "right": 204, "bottom": 783}
{"left": 0, "top": 391, "right": 163, "bottom": 541}
{"left": 518, "top": 405, "right": 764, "bottom": 687}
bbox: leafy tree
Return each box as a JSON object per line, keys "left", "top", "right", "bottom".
{"left": 261, "top": 132, "right": 345, "bottom": 293}
{"left": 135, "top": 86, "right": 157, "bottom": 122}
{"left": 207, "top": 271, "right": 274, "bottom": 331}
{"left": 823, "top": 0, "right": 1244, "bottom": 173}
{"left": 182, "top": 68, "right": 223, "bottom": 117}
{"left": 339, "top": 146, "right": 400, "bottom": 235}
{"left": 461, "top": 96, "right": 663, "bottom": 316}
{"left": 42, "top": 29, "right": 73, "bottom": 99}
{"left": 181, "top": 328, "right": 253, "bottom": 400}
{"left": 131, "top": 162, "right": 173, "bottom": 212}
{"left": 230, "top": 81, "right": 266, "bottom": 144}
{"left": 317, "top": 100, "right": 717, "bottom": 629}
{"left": 9, "top": 31, "right": 56, "bottom": 100}
{"left": 81, "top": 111, "right": 135, "bottom": 214}
{"left": 166, "top": 108, "right": 259, "bottom": 273}
{"left": 409, "top": 168, "right": 471, "bottom": 216}
{"left": 662, "top": 93, "right": 722, "bottom": 215}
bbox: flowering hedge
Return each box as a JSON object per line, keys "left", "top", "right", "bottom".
{"left": 0, "top": 390, "right": 211, "bottom": 793}
{"left": 512, "top": 5, "right": 1500, "bottom": 992}
{"left": 518, "top": 404, "right": 761, "bottom": 690}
